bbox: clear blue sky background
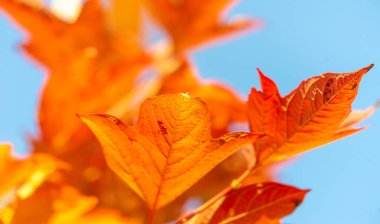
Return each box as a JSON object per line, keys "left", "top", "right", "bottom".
{"left": 1, "top": 0, "right": 380, "bottom": 223}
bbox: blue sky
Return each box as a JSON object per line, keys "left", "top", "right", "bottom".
{"left": 1, "top": 0, "right": 380, "bottom": 223}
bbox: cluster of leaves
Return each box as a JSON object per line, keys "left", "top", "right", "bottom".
{"left": 0, "top": 0, "right": 375, "bottom": 223}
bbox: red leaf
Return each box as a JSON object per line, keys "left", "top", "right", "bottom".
{"left": 178, "top": 182, "right": 308, "bottom": 224}
{"left": 248, "top": 65, "right": 374, "bottom": 165}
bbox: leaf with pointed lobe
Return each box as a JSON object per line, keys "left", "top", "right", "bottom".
{"left": 159, "top": 61, "right": 247, "bottom": 137}
{"left": 80, "top": 93, "right": 259, "bottom": 211}
{"left": 0, "top": 0, "right": 145, "bottom": 69}
{"left": 0, "top": 0, "right": 148, "bottom": 154}
{"left": 143, "top": 0, "right": 260, "bottom": 52}
{"left": 248, "top": 65, "right": 373, "bottom": 165}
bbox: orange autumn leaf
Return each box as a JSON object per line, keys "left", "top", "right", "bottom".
{"left": 0, "top": 144, "right": 66, "bottom": 224}
{"left": 8, "top": 179, "right": 137, "bottom": 224}
{"left": 152, "top": 62, "right": 255, "bottom": 221}
{"left": 80, "top": 93, "right": 259, "bottom": 211}
{"left": 248, "top": 65, "right": 373, "bottom": 165}
{"left": 159, "top": 61, "right": 247, "bottom": 137}
{"left": 0, "top": 0, "right": 376, "bottom": 222}
{"left": 0, "top": 144, "right": 64, "bottom": 201}
{"left": 151, "top": 146, "right": 256, "bottom": 223}
{"left": 38, "top": 51, "right": 146, "bottom": 154}
{"left": 178, "top": 182, "right": 308, "bottom": 224}
{"left": 0, "top": 0, "right": 144, "bottom": 70}
{"left": 208, "top": 183, "right": 308, "bottom": 224}
{"left": 0, "top": 0, "right": 148, "bottom": 153}
{"left": 143, "top": 0, "right": 259, "bottom": 52}
{"left": 48, "top": 186, "right": 138, "bottom": 224}
{"left": 10, "top": 183, "right": 95, "bottom": 224}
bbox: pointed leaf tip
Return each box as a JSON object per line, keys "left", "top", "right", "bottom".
{"left": 367, "top": 63, "right": 374, "bottom": 70}
{"left": 180, "top": 182, "right": 310, "bottom": 224}
{"left": 248, "top": 65, "right": 373, "bottom": 165}
{"left": 81, "top": 93, "right": 259, "bottom": 210}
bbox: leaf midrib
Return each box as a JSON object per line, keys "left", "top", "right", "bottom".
{"left": 219, "top": 190, "right": 305, "bottom": 224}
{"left": 284, "top": 72, "right": 361, "bottom": 145}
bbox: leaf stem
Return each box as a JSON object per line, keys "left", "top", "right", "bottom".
{"left": 147, "top": 209, "right": 156, "bottom": 224}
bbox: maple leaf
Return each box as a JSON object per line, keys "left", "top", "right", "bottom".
{"left": 159, "top": 61, "right": 247, "bottom": 137}
{"left": 0, "top": 0, "right": 144, "bottom": 69}
{"left": 143, "top": 0, "right": 259, "bottom": 52}
{"left": 80, "top": 93, "right": 259, "bottom": 213}
{"left": 178, "top": 182, "right": 308, "bottom": 224}
{"left": 248, "top": 65, "right": 374, "bottom": 165}
{"left": 0, "top": 0, "right": 148, "bottom": 153}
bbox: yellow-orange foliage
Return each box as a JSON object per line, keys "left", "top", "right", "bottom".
{"left": 80, "top": 93, "right": 258, "bottom": 212}
{"left": 0, "top": 0, "right": 375, "bottom": 224}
